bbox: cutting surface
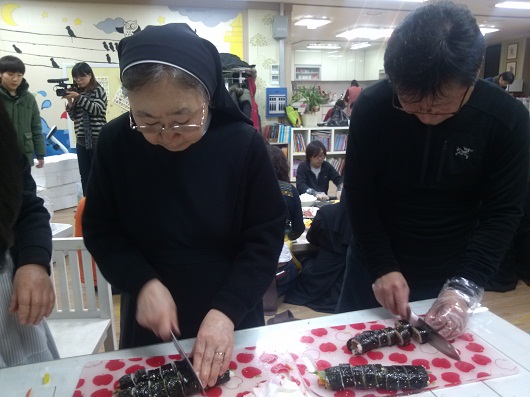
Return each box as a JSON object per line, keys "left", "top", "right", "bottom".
{"left": 73, "top": 318, "right": 518, "bottom": 396}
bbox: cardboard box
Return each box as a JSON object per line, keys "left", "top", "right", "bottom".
{"left": 32, "top": 153, "right": 80, "bottom": 188}
{"left": 37, "top": 183, "right": 80, "bottom": 211}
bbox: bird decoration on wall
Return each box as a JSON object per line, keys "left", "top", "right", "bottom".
{"left": 50, "top": 57, "right": 60, "bottom": 68}
{"left": 66, "top": 26, "right": 76, "bottom": 38}
{"left": 12, "top": 44, "right": 22, "bottom": 53}
{"left": 102, "top": 41, "right": 109, "bottom": 51}
{"left": 109, "top": 42, "right": 115, "bottom": 52}
{"left": 115, "top": 20, "right": 141, "bottom": 37}
{"left": 106, "top": 53, "right": 111, "bottom": 63}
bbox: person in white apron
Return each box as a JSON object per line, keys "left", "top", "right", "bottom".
{"left": 0, "top": 100, "right": 59, "bottom": 368}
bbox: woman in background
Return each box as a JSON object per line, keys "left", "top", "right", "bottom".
{"left": 64, "top": 62, "right": 107, "bottom": 195}
{"left": 344, "top": 79, "right": 362, "bottom": 117}
{"left": 263, "top": 146, "right": 305, "bottom": 313}
{"left": 296, "top": 140, "right": 343, "bottom": 201}
{"left": 0, "top": 100, "right": 59, "bottom": 367}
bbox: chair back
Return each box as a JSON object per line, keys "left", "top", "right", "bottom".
{"left": 48, "top": 237, "right": 117, "bottom": 356}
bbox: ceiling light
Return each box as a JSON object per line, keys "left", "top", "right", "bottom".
{"left": 295, "top": 17, "right": 331, "bottom": 30}
{"left": 337, "top": 27, "right": 394, "bottom": 40}
{"left": 350, "top": 42, "right": 372, "bottom": 50}
{"left": 307, "top": 43, "right": 341, "bottom": 49}
{"left": 480, "top": 27, "right": 499, "bottom": 35}
{"left": 495, "top": 1, "right": 530, "bottom": 9}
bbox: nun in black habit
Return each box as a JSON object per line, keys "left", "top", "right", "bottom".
{"left": 82, "top": 24, "right": 286, "bottom": 387}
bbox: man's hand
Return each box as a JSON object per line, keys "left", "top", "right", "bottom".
{"left": 372, "top": 271, "right": 409, "bottom": 319}
{"left": 36, "top": 159, "right": 45, "bottom": 168}
{"left": 425, "top": 289, "right": 470, "bottom": 339}
{"left": 136, "top": 279, "right": 179, "bottom": 340}
{"left": 9, "top": 264, "right": 55, "bottom": 325}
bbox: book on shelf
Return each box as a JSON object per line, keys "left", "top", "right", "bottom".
{"left": 292, "top": 159, "right": 303, "bottom": 177}
{"left": 310, "top": 130, "right": 331, "bottom": 151}
{"left": 262, "top": 124, "right": 291, "bottom": 143}
{"left": 328, "top": 156, "right": 346, "bottom": 175}
{"left": 294, "top": 132, "right": 306, "bottom": 152}
{"left": 334, "top": 133, "right": 348, "bottom": 151}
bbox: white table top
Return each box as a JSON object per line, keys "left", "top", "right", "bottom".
{"left": 1, "top": 299, "right": 529, "bottom": 397}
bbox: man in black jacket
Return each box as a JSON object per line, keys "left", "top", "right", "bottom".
{"left": 337, "top": 1, "right": 530, "bottom": 340}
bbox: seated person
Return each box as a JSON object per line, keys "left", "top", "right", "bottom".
{"left": 0, "top": 100, "right": 59, "bottom": 367}
{"left": 323, "top": 99, "right": 348, "bottom": 126}
{"left": 296, "top": 140, "right": 343, "bottom": 200}
{"left": 263, "top": 146, "right": 305, "bottom": 313}
{"left": 284, "top": 199, "right": 351, "bottom": 313}
{"left": 484, "top": 71, "right": 514, "bottom": 90}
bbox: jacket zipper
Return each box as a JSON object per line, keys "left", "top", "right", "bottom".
{"left": 420, "top": 128, "right": 432, "bottom": 184}
{"left": 437, "top": 140, "right": 448, "bottom": 182}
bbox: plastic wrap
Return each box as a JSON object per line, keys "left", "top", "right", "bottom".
{"left": 425, "top": 277, "right": 484, "bottom": 339}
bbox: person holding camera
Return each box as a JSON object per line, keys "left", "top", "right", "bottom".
{"left": 0, "top": 56, "right": 46, "bottom": 168}
{"left": 64, "top": 62, "right": 107, "bottom": 195}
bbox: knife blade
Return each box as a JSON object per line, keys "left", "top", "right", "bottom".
{"left": 407, "top": 309, "right": 460, "bottom": 361}
{"left": 170, "top": 331, "right": 207, "bottom": 395}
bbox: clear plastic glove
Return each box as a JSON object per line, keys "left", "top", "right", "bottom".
{"left": 336, "top": 190, "right": 342, "bottom": 201}
{"left": 424, "top": 277, "right": 483, "bottom": 340}
{"left": 315, "top": 192, "right": 329, "bottom": 201}
{"left": 306, "top": 188, "right": 318, "bottom": 196}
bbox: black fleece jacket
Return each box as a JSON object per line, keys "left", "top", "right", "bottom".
{"left": 10, "top": 155, "right": 52, "bottom": 272}
{"left": 344, "top": 79, "right": 530, "bottom": 289}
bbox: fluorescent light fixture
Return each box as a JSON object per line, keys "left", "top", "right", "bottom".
{"left": 295, "top": 17, "right": 331, "bottom": 30}
{"left": 307, "top": 43, "right": 341, "bottom": 49}
{"left": 480, "top": 27, "right": 499, "bottom": 35}
{"left": 337, "top": 27, "right": 394, "bottom": 40}
{"left": 495, "top": 1, "right": 530, "bottom": 9}
{"left": 350, "top": 42, "right": 372, "bottom": 50}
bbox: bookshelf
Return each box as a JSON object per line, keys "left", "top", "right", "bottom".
{"left": 290, "top": 126, "right": 348, "bottom": 182}
{"left": 262, "top": 124, "right": 292, "bottom": 170}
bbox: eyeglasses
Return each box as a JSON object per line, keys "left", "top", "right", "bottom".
{"left": 392, "top": 86, "right": 470, "bottom": 116}
{"left": 130, "top": 103, "right": 206, "bottom": 134}
{"left": 313, "top": 154, "right": 326, "bottom": 160}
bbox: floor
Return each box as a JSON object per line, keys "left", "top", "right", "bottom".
{"left": 51, "top": 206, "right": 530, "bottom": 351}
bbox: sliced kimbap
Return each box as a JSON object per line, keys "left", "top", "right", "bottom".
{"left": 411, "top": 325, "right": 430, "bottom": 344}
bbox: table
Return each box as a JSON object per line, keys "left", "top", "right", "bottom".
{"left": 1, "top": 300, "right": 529, "bottom": 396}
{"left": 291, "top": 229, "right": 316, "bottom": 255}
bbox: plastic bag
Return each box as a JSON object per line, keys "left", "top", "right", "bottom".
{"left": 326, "top": 106, "right": 349, "bottom": 126}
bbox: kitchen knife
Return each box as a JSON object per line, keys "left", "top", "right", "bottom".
{"left": 170, "top": 331, "right": 207, "bottom": 395}
{"left": 407, "top": 309, "right": 460, "bottom": 361}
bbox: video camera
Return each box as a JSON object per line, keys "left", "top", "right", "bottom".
{"left": 47, "top": 78, "right": 78, "bottom": 97}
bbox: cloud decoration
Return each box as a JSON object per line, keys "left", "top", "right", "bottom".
{"left": 37, "top": 90, "right": 47, "bottom": 97}
{"left": 94, "top": 17, "right": 126, "bottom": 34}
{"left": 41, "top": 100, "right": 51, "bottom": 110}
{"left": 169, "top": 8, "right": 239, "bottom": 27}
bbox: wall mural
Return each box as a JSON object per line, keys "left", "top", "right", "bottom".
{"left": 0, "top": 1, "right": 245, "bottom": 153}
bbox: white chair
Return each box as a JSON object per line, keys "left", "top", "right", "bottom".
{"left": 47, "top": 237, "right": 117, "bottom": 358}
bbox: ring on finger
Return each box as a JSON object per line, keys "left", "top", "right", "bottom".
{"left": 215, "top": 352, "right": 225, "bottom": 357}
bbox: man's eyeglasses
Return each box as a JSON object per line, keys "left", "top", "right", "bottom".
{"left": 130, "top": 103, "right": 206, "bottom": 134}
{"left": 392, "top": 86, "right": 470, "bottom": 116}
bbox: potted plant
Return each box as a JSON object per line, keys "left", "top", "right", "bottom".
{"left": 292, "top": 86, "right": 329, "bottom": 126}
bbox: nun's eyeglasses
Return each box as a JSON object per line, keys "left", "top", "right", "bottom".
{"left": 130, "top": 103, "right": 206, "bottom": 134}
{"left": 392, "top": 86, "right": 470, "bottom": 116}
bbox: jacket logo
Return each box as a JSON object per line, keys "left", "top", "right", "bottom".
{"left": 455, "top": 146, "right": 473, "bottom": 159}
